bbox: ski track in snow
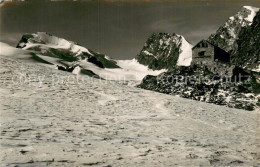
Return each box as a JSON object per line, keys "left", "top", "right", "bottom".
{"left": 89, "top": 90, "right": 119, "bottom": 106}
{"left": 154, "top": 101, "right": 180, "bottom": 117}
{"left": 0, "top": 57, "right": 259, "bottom": 166}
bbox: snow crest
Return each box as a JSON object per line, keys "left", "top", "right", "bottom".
{"left": 0, "top": 42, "right": 30, "bottom": 57}
{"left": 23, "top": 32, "right": 93, "bottom": 56}
{"left": 243, "top": 6, "right": 259, "bottom": 24}
{"left": 79, "top": 58, "right": 166, "bottom": 81}
{"left": 177, "top": 36, "right": 193, "bottom": 66}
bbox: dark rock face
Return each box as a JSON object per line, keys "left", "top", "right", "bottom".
{"left": 87, "top": 50, "right": 119, "bottom": 69}
{"left": 231, "top": 12, "right": 260, "bottom": 71}
{"left": 136, "top": 33, "right": 183, "bottom": 70}
{"left": 86, "top": 55, "right": 105, "bottom": 68}
{"left": 208, "top": 6, "right": 258, "bottom": 53}
{"left": 56, "top": 65, "right": 101, "bottom": 79}
{"left": 138, "top": 66, "right": 259, "bottom": 111}
{"left": 16, "top": 34, "right": 34, "bottom": 48}
{"left": 80, "top": 68, "right": 102, "bottom": 79}
{"left": 57, "top": 65, "right": 75, "bottom": 72}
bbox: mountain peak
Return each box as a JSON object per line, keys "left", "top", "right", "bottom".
{"left": 225, "top": 5, "right": 259, "bottom": 28}
{"left": 243, "top": 6, "right": 259, "bottom": 11}
{"left": 136, "top": 33, "right": 193, "bottom": 70}
{"left": 208, "top": 6, "right": 259, "bottom": 53}
{"left": 242, "top": 6, "right": 259, "bottom": 24}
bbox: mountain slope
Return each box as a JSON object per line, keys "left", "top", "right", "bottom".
{"left": 208, "top": 6, "right": 259, "bottom": 53}
{"left": 136, "top": 33, "right": 193, "bottom": 70}
{"left": 231, "top": 10, "right": 260, "bottom": 71}
{"left": 1, "top": 33, "right": 164, "bottom": 81}
{"left": 17, "top": 32, "right": 120, "bottom": 69}
{"left": 138, "top": 6, "right": 260, "bottom": 111}
{"left": 208, "top": 6, "right": 260, "bottom": 71}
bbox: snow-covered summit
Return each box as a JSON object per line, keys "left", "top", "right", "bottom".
{"left": 243, "top": 6, "right": 259, "bottom": 24}
{"left": 17, "top": 32, "right": 93, "bottom": 56}
{"left": 6, "top": 33, "right": 164, "bottom": 81}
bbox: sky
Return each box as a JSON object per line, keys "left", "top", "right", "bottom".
{"left": 1, "top": 0, "right": 260, "bottom": 59}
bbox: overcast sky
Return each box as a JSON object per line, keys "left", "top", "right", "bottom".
{"left": 1, "top": 0, "right": 260, "bottom": 59}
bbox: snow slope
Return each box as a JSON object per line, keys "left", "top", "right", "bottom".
{"left": 0, "top": 56, "right": 259, "bottom": 166}
{"left": 78, "top": 59, "right": 165, "bottom": 81}
{"left": 1, "top": 41, "right": 164, "bottom": 81}
{"left": 0, "top": 42, "right": 60, "bottom": 68}
{"left": 177, "top": 36, "right": 193, "bottom": 66}
{"left": 0, "top": 42, "right": 30, "bottom": 58}
{"left": 19, "top": 32, "right": 93, "bottom": 56}
{"left": 106, "top": 59, "right": 166, "bottom": 80}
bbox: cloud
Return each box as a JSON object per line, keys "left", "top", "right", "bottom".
{"left": 0, "top": 0, "right": 24, "bottom": 8}
{"left": 184, "top": 26, "right": 218, "bottom": 44}
{"left": 150, "top": 18, "right": 186, "bottom": 32}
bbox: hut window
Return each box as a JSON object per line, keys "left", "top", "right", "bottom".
{"left": 202, "top": 43, "right": 208, "bottom": 47}
{"left": 198, "top": 51, "right": 205, "bottom": 57}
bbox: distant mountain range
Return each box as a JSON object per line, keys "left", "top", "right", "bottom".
{"left": 136, "top": 6, "right": 259, "bottom": 72}
{"left": 138, "top": 6, "right": 260, "bottom": 111}
{"left": 0, "top": 32, "right": 164, "bottom": 81}
{"left": 0, "top": 6, "right": 259, "bottom": 110}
